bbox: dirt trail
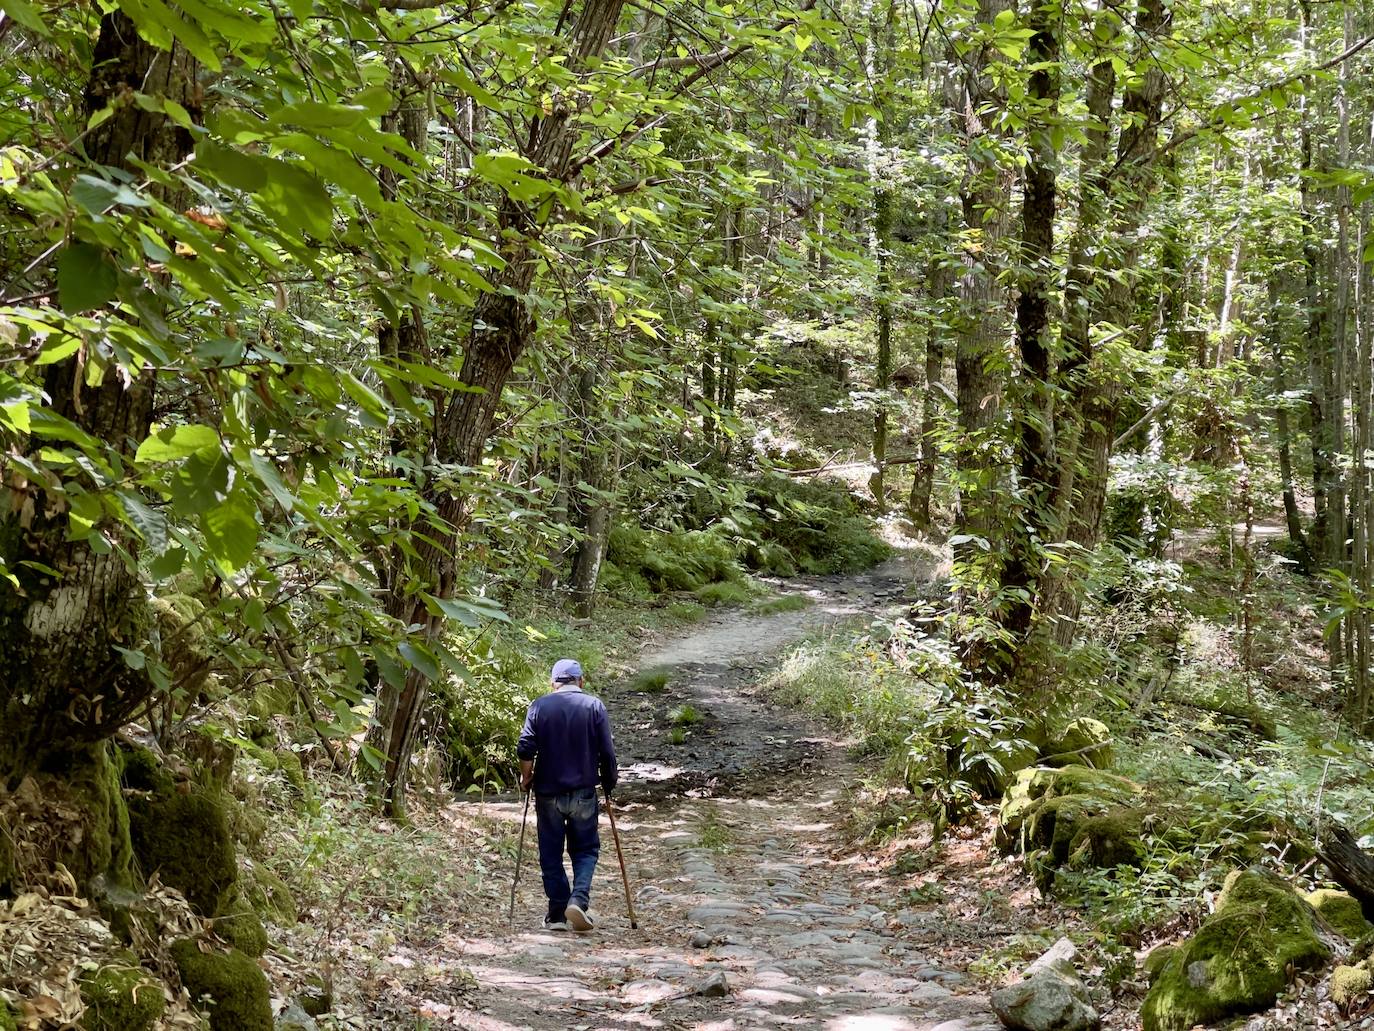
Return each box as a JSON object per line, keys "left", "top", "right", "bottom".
{"left": 448, "top": 549, "right": 998, "bottom": 1030}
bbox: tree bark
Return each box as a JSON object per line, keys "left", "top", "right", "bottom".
{"left": 0, "top": 14, "right": 200, "bottom": 789}
{"left": 998, "top": 0, "right": 1060, "bottom": 656}
{"left": 948, "top": 0, "right": 1014, "bottom": 591}
{"left": 367, "top": 0, "right": 630, "bottom": 816}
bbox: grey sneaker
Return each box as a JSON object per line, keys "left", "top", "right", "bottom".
{"left": 543, "top": 918, "right": 569, "bottom": 932}
{"left": 565, "top": 902, "right": 594, "bottom": 932}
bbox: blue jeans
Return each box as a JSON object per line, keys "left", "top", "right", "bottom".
{"left": 534, "top": 787, "right": 600, "bottom": 921}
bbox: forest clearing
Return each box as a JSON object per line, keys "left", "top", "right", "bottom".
{"left": 5, "top": 0, "right": 1374, "bottom": 1028}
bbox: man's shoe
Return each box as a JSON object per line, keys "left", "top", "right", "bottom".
{"left": 565, "top": 902, "right": 594, "bottom": 932}
{"left": 543, "top": 918, "right": 569, "bottom": 931}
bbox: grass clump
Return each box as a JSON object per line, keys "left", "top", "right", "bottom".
{"left": 696, "top": 581, "right": 753, "bottom": 607}
{"left": 697, "top": 810, "right": 731, "bottom": 851}
{"left": 626, "top": 667, "right": 672, "bottom": 694}
{"left": 668, "top": 704, "right": 703, "bottom": 726}
{"left": 754, "top": 594, "right": 813, "bottom": 615}
{"left": 666, "top": 727, "right": 687, "bottom": 745}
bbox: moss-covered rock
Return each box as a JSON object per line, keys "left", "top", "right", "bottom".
{"left": 1332, "top": 964, "right": 1372, "bottom": 1010}
{"left": 997, "top": 765, "right": 1141, "bottom": 847}
{"left": 299, "top": 974, "right": 332, "bottom": 1016}
{"left": 242, "top": 861, "right": 297, "bottom": 926}
{"left": 1141, "top": 868, "right": 1331, "bottom": 1031}
{"left": 0, "top": 1004, "right": 16, "bottom": 1031}
{"left": 1066, "top": 808, "right": 1145, "bottom": 870}
{"left": 171, "top": 939, "right": 272, "bottom": 1031}
{"left": 1143, "top": 946, "right": 1176, "bottom": 984}
{"left": 1308, "top": 888, "right": 1373, "bottom": 939}
{"left": 213, "top": 904, "right": 268, "bottom": 957}
{"left": 1041, "top": 717, "right": 1114, "bottom": 769}
{"left": 79, "top": 960, "right": 166, "bottom": 1031}
{"left": 35, "top": 744, "right": 136, "bottom": 891}
{"left": 125, "top": 766, "right": 236, "bottom": 916}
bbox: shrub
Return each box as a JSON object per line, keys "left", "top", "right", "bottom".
{"left": 607, "top": 524, "right": 744, "bottom": 593}
{"left": 737, "top": 475, "right": 890, "bottom": 575}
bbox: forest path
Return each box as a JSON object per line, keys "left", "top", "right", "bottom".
{"left": 446, "top": 549, "right": 999, "bottom": 1031}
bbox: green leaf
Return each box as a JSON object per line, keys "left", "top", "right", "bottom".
{"left": 399, "top": 640, "right": 440, "bottom": 681}
{"left": 200, "top": 492, "right": 258, "bottom": 573}
{"left": 421, "top": 592, "right": 511, "bottom": 626}
{"left": 197, "top": 143, "right": 269, "bottom": 192}
{"left": 121, "top": 493, "right": 168, "bottom": 551}
{"left": 0, "top": 0, "right": 48, "bottom": 33}
{"left": 136, "top": 424, "right": 220, "bottom": 462}
{"left": 255, "top": 160, "right": 333, "bottom": 239}
{"left": 57, "top": 243, "right": 118, "bottom": 314}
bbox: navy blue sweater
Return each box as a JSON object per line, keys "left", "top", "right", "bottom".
{"left": 516, "top": 687, "right": 618, "bottom": 796}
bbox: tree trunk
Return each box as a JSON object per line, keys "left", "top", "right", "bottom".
{"left": 948, "top": 0, "right": 1014, "bottom": 590}
{"left": 0, "top": 12, "right": 200, "bottom": 887}
{"left": 366, "top": 0, "right": 629, "bottom": 816}
{"left": 911, "top": 207, "right": 953, "bottom": 530}
{"left": 998, "top": 0, "right": 1059, "bottom": 658}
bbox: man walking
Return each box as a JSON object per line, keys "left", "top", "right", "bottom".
{"left": 517, "top": 658, "right": 618, "bottom": 932}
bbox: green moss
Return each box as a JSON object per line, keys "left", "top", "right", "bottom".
{"left": 127, "top": 780, "right": 236, "bottom": 916}
{"left": 998, "top": 766, "right": 1140, "bottom": 845}
{"left": 1332, "top": 964, "right": 1372, "bottom": 1009}
{"left": 40, "top": 744, "right": 135, "bottom": 891}
{"left": 242, "top": 862, "right": 297, "bottom": 926}
{"left": 1066, "top": 808, "right": 1145, "bottom": 870}
{"left": 695, "top": 581, "right": 753, "bottom": 607}
{"left": 1143, "top": 946, "right": 1176, "bottom": 984}
{"left": 171, "top": 939, "right": 272, "bottom": 1031}
{"left": 1041, "top": 717, "right": 1114, "bottom": 768}
{"left": 0, "top": 1004, "right": 15, "bottom": 1031}
{"left": 1141, "top": 868, "right": 1330, "bottom": 1031}
{"left": 79, "top": 961, "right": 166, "bottom": 1031}
{"left": 1307, "top": 889, "right": 1373, "bottom": 939}
{"left": 214, "top": 904, "right": 268, "bottom": 957}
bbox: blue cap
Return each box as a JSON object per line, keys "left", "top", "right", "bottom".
{"left": 551, "top": 658, "right": 583, "bottom": 684}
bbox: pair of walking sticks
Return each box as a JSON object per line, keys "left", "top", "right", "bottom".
{"left": 508, "top": 786, "right": 638, "bottom": 929}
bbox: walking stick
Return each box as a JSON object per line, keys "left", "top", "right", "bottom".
{"left": 603, "top": 788, "right": 638, "bottom": 929}
{"left": 508, "top": 787, "right": 531, "bottom": 927}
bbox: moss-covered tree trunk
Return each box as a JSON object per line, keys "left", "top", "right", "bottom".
{"left": 0, "top": 12, "right": 200, "bottom": 890}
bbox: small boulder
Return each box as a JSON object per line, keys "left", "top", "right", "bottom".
{"left": 1331, "top": 964, "right": 1372, "bottom": 1011}
{"left": 1141, "top": 868, "right": 1331, "bottom": 1031}
{"left": 992, "top": 939, "right": 1100, "bottom": 1031}
{"left": 79, "top": 960, "right": 166, "bottom": 1031}
{"left": 1307, "top": 888, "right": 1373, "bottom": 939}
{"left": 698, "top": 972, "right": 729, "bottom": 998}
{"left": 1041, "top": 718, "right": 1113, "bottom": 769}
{"left": 689, "top": 931, "right": 713, "bottom": 949}
{"left": 213, "top": 905, "right": 268, "bottom": 958}
{"left": 298, "top": 974, "right": 332, "bottom": 1017}
{"left": 171, "top": 938, "right": 273, "bottom": 1031}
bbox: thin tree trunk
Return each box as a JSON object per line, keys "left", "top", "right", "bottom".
{"left": 999, "top": 0, "right": 1060, "bottom": 658}
{"left": 367, "top": 0, "right": 629, "bottom": 817}
{"left": 948, "top": 0, "right": 1014, "bottom": 591}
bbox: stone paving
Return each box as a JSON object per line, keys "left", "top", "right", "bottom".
{"left": 447, "top": 551, "right": 995, "bottom": 1030}
{"left": 451, "top": 763, "right": 999, "bottom": 1030}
